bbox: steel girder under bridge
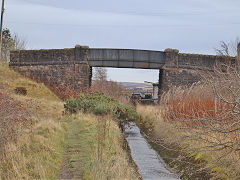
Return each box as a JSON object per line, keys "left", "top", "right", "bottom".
{"left": 88, "top": 48, "right": 166, "bottom": 69}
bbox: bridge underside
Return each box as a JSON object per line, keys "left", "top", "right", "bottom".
{"left": 88, "top": 49, "right": 165, "bottom": 69}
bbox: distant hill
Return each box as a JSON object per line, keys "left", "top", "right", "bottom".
{"left": 117, "top": 82, "right": 153, "bottom": 92}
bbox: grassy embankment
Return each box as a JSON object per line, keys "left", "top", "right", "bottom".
{"left": 0, "top": 62, "right": 139, "bottom": 179}
{"left": 137, "top": 83, "right": 240, "bottom": 179}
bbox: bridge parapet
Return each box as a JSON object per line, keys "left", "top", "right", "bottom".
{"left": 161, "top": 48, "right": 236, "bottom": 92}
{"left": 10, "top": 45, "right": 88, "bottom": 66}
{"left": 163, "top": 48, "right": 231, "bottom": 71}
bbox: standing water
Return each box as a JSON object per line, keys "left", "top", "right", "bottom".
{"left": 124, "top": 122, "right": 179, "bottom": 180}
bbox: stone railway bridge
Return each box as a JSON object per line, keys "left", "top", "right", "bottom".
{"left": 9, "top": 45, "right": 238, "bottom": 98}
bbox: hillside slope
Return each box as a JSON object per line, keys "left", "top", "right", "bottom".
{"left": 0, "top": 63, "right": 139, "bottom": 179}
{"left": 0, "top": 63, "right": 65, "bottom": 179}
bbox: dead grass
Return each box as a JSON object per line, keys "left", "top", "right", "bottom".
{"left": 0, "top": 62, "right": 66, "bottom": 179}
{"left": 161, "top": 85, "right": 233, "bottom": 128}
{"left": 0, "top": 62, "right": 59, "bottom": 101}
{"left": 0, "top": 93, "right": 65, "bottom": 179}
{"left": 61, "top": 113, "right": 140, "bottom": 180}
{"left": 137, "top": 84, "right": 240, "bottom": 179}
{"left": 0, "top": 62, "right": 139, "bottom": 179}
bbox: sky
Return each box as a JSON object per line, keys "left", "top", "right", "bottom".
{"left": 4, "top": 0, "right": 240, "bottom": 82}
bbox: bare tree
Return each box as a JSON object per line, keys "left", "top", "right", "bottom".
{"left": 215, "top": 38, "right": 240, "bottom": 57}
{"left": 13, "top": 33, "right": 27, "bottom": 50}
{"left": 91, "top": 68, "right": 127, "bottom": 101}
{"left": 94, "top": 67, "right": 107, "bottom": 82}
{"left": 156, "top": 40, "right": 240, "bottom": 178}
{"left": 1, "top": 28, "right": 27, "bottom": 61}
{"left": 92, "top": 67, "right": 108, "bottom": 94}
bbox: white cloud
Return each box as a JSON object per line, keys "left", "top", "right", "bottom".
{"left": 4, "top": 0, "right": 240, "bottom": 82}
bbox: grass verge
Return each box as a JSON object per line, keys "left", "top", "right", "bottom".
{"left": 60, "top": 113, "right": 140, "bottom": 180}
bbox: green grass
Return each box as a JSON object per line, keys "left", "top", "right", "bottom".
{"left": 61, "top": 114, "right": 139, "bottom": 180}
{"left": 62, "top": 116, "right": 96, "bottom": 179}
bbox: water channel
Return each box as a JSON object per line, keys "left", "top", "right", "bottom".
{"left": 124, "top": 122, "right": 180, "bottom": 180}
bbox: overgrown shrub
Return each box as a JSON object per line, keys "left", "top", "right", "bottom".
{"left": 94, "top": 103, "right": 111, "bottom": 116}
{"left": 64, "top": 92, "right": 138, "bottom": 121}
{"left": 160, "top": 64, "right": 240, "bottom": 179}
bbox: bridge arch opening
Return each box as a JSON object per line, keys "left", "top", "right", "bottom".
{"left": 106, "top": 68, "right": 158, "bottom": 83}
{"left": 91, "top": 67, "right": 162, "bottom": 101}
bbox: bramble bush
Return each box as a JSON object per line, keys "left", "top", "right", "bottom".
{"left": 64, "top": 92, "right": 139, "bottom": 121}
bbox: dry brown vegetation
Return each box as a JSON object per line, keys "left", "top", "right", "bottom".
{"left": 0, "top": 62, "right": 139, "bottom": 179}
{"left": 61, "top": 113, "right": 140, "bottom": 180}
{"left": 0, "top": 62, "right": 65, "bottom": 179}
{"left": 137, "top": 64, "right": 240, "bottom": 179}
{"left": 46, "top": 67, "right": 130, "bottom": 102}
{"left": 91, "top": 67, "right": 131, "bottom": 104}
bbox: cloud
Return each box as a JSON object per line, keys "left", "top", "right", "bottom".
{"left": 5, "top": 0, "right": 240, "bottom": 82}
{"left": 6, "top": 1, "right": 191, "bottom": 27}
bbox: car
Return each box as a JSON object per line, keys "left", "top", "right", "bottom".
{"left": 130, "top": 93, "right": 142, "bottom": 99}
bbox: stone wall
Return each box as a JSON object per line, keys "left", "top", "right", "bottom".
{"left": 10, "top": 45, "right": 90, "bottom": 99}
{"left": 160, "top": 68, "right": 202, "bottom": 91}
{"left": 164, "top": 48, "right": 230, "bottom": 70}
{"left": 160, "top": 49, "right": 236, "bottom": 92}
{"left": 10, "top": 45, "right": 88, "bottom": 66}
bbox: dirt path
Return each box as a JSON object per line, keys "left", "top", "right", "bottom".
{"left": 59, "top": 119, "right": 93, "bottom": 179}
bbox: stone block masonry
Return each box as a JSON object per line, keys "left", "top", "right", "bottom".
{"left": 160, "top": 49, "right": 236, "bottom": 92}
{"left": 160, "top": 68, "right": 202, "bottom": 91}
{"left": 10, "top": 45, "right": 90, "bottom": 99}
{"left": 164, "top": 48, "right": 230, "bottom": 71}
